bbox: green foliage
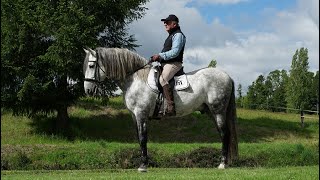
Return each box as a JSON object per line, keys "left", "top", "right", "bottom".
{"left": 243, "top": 47, "right": 317, "bottom": 113}
{"left": 208, "top": 59, "right": 217, "bottom": 68}
{"left": 236, "top": 84, "right": 243, "bottom": 107}
{"left": 265, "top": 70, "right": 288, "bottom": 111}
{"left": 243, "top": 83, "right": 256, "bottom": 109}
{"left": 310, "top": 71, "right": 319, "bottom": 111}
{"left": 255, "top": 75, "right": 268, "bottom": 109}
{"left": 244, "top": 75, "right": 269, "bottom": 110}
{"left": 1, "top": 0, "right": 148, "bottom": 125}
{"left": 286, "top": 47, "right": 312, "bottom": 110}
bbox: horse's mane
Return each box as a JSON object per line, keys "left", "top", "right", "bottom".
{"left": 95, "top": 47, "right": 149, "bottom": 81}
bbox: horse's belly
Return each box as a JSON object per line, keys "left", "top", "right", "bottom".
{"left": 175, "top": 90, "right": 205, "bottom": 116}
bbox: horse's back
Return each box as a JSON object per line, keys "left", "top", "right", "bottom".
{"left": 173, "top": 67, "right": 233, "bottom": 115}
{"left": 186, "top": 67, "right": 233, "bottom": 88}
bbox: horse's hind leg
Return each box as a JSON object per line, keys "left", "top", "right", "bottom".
{"left": 217, "top": 113, "right": 230, "bottom": 169}
{"left": 209, "top": 111, "right": 229, "bottom": 169}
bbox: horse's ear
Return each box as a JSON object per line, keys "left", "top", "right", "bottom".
{"left": 88, "top": 48, "right": 97, "bottom": 57}
{"left": 83, "top": 48, "right": 89, "bottom": 54}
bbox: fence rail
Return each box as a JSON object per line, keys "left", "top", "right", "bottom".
{"left": 240, "top": 103, "right": 319, "bottom": 128}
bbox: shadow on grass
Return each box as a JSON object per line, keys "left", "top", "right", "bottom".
{"left": 28, "top": 110, "right": 317, "bottom": 143}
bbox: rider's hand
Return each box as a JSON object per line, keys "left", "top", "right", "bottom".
{"left": 151, "top": 54, "right": 161, "bottom": 61}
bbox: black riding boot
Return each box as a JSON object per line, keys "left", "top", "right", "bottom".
{"left": 162, "top": 84, "right": 176, "bottom": 116}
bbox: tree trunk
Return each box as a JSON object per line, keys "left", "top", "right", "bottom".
{"left": 55, "top": 75, "right": 71, "bottom": 136}
{"left": 56, "top": 105, "right": 70, "bottom": 134}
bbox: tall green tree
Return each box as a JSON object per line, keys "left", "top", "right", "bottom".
{"left": 305, "top": 71, "right": 319, "bottom": 111}
{"left": 208, "top": 59, "right": 217, "bottom": 68}
{"left": 310, "top": 71, "right": 319, "bottom": 111}
{"left": 286, "top": 47, "right": 312, "bottom": 111}
{"left": 236, "top": 84, "right": 243, "bottom": 107}
{"left": 265, "top": 70, "right": 288, "bottom": 111}
{"left": 1, "top": 0, "right": 148, "bottom": 133}
{"left": 244, "top": 82, "right": 256, "bottom": 109}
{"left": 255, "top": 75, "right": 268, "bottom": 109}
{"left": 244, "top": 75, "right": 268, "bottom": 110}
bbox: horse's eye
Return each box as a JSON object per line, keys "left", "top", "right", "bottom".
{"left": 89, "top": 65, "right": 94, "bottom": 68}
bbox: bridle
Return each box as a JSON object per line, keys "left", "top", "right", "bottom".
{"left": 83, "top": 56, "right": 106, "bottom": 83}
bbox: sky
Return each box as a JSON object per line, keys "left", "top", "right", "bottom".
{"left": 128, "top": 0, "right": 319, "bottom": 94}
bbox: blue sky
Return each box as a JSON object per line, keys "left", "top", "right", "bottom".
{"left": 129, "top": 0, "right": 319, "bottom": 93}
{"left": 187, "top": 0, "right": 296, "bottom": 29}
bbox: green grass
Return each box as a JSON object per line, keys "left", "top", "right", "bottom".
{"left": 1, "top": 96, "right": 319, "bottom": 171}
{"left": 2, "top": 166, "right": 319, "bottom": 180}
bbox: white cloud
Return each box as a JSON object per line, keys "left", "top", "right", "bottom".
{"left": 129, "top": 0, "right": 319, "bottom": 93}
{"left": 297, "top": 0, "right": 319, "bottom": 28}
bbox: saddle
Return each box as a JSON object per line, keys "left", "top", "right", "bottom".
{"left": 147, "top": 65, "right": 189, "bottom": 118}
{"left": 147, "top": 65, "right": 189, "bottom": 93}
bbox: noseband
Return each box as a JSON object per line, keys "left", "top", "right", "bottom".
{"left": 83, "top": 57, "right": 106, "bottom": 83}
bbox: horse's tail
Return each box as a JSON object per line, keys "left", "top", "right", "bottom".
{"left": 226, "top": 80, "right": 238, "bottom": 164}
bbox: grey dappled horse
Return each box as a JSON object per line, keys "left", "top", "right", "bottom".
{"left": 83, "top": 47, "right": 238, "bottom": 172}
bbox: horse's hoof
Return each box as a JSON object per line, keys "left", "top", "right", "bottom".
{"left": 138, "top": 164, "right": 147, "bottom": 172}
{"left": 218, "top": 163, "right": 226, "bottom": 169}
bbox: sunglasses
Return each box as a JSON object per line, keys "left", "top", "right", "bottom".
{"left": 164, "top": 21, "right": 173, "bottom": 25}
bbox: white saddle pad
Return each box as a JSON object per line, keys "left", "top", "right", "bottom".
{"left": 174, "top": 74, "right": 189, "bottom": 90}
{"left": 147, "top": 67, "right": 189, "bottom": 92}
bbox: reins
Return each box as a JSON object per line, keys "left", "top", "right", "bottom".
{"left": 126, "top": 60, "right": 152, "bottom": 77}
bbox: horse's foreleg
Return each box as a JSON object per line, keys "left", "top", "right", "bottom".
{"left": 134, "top": 113, "right": 148, "bottom": 172}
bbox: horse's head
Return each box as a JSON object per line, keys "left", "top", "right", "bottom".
{"left": 83, "top": 48, "right": 106, "bottom": 96}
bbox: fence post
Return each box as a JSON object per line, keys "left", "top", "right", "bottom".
{"left": 300, "top": 110, "right": 304, "bottom": 128}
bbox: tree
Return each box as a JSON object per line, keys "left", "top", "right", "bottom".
{"left": 244, "top": 82, "right": 256, "bottom": 109}
{"left": 208, "top": 59, "right": 217, "bottom": 68}
{"left": 265, "top": 70, "right": 288, "bottom": 112}
{"left": 1, "top": 0, "right": 148, "bottom": 133}
{"left": 236, "top": 84, "right": 243, "bottom": 107}
{"left": 254, "top": 75, "right": 268, "bottom": 109}
{"left": 286, "top": 47, "right": 312, "bottom": 111}
{"left": 310, "top": 71, "right": 319, "bottom": 111}
{"left": 243, "top": 75, "right": 268, "bottom": 110}
{"left": 300, "top": 71, "right": 319, "bottom": 112}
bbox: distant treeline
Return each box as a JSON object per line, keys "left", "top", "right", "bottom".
{"left": 236, "top": 47, "right": 319, "bottom": 113}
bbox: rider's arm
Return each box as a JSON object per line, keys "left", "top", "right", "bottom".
{"left": 159, "top": 33, "right": 185, "bottom": 61}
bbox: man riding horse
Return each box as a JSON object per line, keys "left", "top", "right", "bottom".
{"left": 151, "top": 14, "right": 186, "bottom": 116}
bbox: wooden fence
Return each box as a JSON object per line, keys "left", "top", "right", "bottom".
{"left": 239, "top": 103, "right": 319, "bottom": 128}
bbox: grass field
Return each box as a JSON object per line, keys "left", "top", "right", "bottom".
{"left": 2, "top": 166, "right": 319, "bottom": 180}
{"left": 1, "top": 96, "right": 319, "bottom": 178}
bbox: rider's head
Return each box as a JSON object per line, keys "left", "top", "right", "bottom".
{"left": 161, "top": 14, "right": 180, "bottom": 32}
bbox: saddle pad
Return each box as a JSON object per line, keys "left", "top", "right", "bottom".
{"left": 147, "top": 68, "right": 160, "bottom": 93}
{"left": 147, "top": 68, "right": 189, "bottom": 92}
{"left": 174, "top": 74, "right": 189, "bottom": 90}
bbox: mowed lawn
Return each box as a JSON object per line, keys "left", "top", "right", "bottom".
{"left": 2, "top": 166, "right": 319, "bottom": 180}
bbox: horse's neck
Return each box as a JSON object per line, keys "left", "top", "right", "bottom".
{"left": 116, "top": 81, "right": 127, "bottom": 92}
{"left": 116, "top": 68, "right": 150, "bottom": 94}
{"left": 114, "top": 74, "right": 136, "bottom": 94}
